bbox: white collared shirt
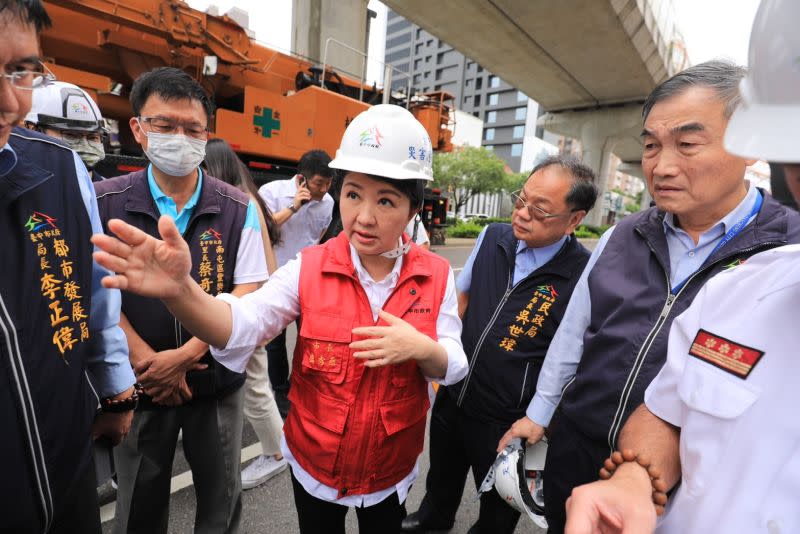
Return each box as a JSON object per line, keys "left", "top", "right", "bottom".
{"left": 646, "top": 244, "right": 800, "bottom": 534}
{"left": 258, "top": 175, "right": 334, "bottom": 267}
{"left": 211, "top": 244, "right": 467, "bottom": 507}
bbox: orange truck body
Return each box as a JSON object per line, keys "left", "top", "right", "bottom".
{"left": 39, "top": 0, "right": 453, "bottom": 175}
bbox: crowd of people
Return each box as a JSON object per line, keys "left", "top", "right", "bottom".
{"left": 1, "top": 0, "right": 798, "bottom": 533}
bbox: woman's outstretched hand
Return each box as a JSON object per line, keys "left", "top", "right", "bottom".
{"left": 91, "top": 215, "right": 192, "bottom": 299}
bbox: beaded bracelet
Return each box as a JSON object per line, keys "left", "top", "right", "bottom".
{"left": 100, "top": 383, "right": 143, "bottom": 413}
{"left": 598, "top": 449, "right": 669, "bottom": 516}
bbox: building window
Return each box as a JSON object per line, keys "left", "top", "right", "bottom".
{"left": 427, "top": 39, "right": 433, "bottom": 47}
{"left": 467, "top": 60, "right": 474, "bottom": 69}
{"left": 475, "top": 77, "right": 483, "bottom": 90}
{"left": 517, "top": 91, "right": 527, "bottom": 102}
{"left": 385, "top": 49, "right": 409, "bottom": 63}
{"left": 515, "top": 107, "right": 527, "bottom": 120}
{"left": 485, "top": 144, "right": 494, "bottom": 151}
{"left": 474, "top": 95, "right": 481, "bottom": 107}
{"left": 435, "top": 69, "right": 442, "bottom": 81}
{"left": 387, "top": 19, "right": 411, "bottom": 35}
{"left": 464, "top": 95, "right": 470, "bottom": 103}
{"left": 414, "top": 59, "right": 422, "bottom": 70}
{"left": 424, "top": 72, "right": 430, "bottom": 79}
{"left": 511, "top": 143, "right": 523, "bottom": 156}
{"left": 416, "top": 28, "right": 423, "bottom": 39}
{"left": 465, "top": 79, "right": 472, "bottom": 87}
{"left": 488, "top": 93, "right": 499, "bottom": 106}
{"left": 485, "top": 128, "right": 495, "bottom": 141}
{"left": 489, "top": 75, "right": 500, "bottom": 88}
{"left": 437, "top": 52, "right": 445, "bottom": 65}
{"left": 386, "top": 34, "right": 409, "bottom": 49}
{"left": 513, "top": 125, "right": 524, "bottom": 138}
{"left": 473, "top": 111, "right": 479, "bottom": 118}
{"left": 425, "top": 56, "right": 431, "bottom": 63}
{"left": 415, "top": 43, "right": 423, "bottom": 54}
{"left": 486, "top": 110, "right": 497, "bottom": 123}
{"left": 413, "top": 74, "right": 421, "bottom": 84}
{"left": 477, "top": 66, "right": 484, "bottom": 73}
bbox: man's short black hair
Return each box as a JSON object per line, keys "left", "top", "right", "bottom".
{"left": 530, "top": 155, "right": 598, "bottom": 213}
{"left": 129, "top": 67, "right": 215, "bottom": 122}
{"left": 0, "top": 0, "right": 51, "bottom": 32}
{"left": 297, "top": 150, "right": 334, "bottom": 179}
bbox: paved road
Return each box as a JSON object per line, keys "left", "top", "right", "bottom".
{"left": 100, "top": 238, "right": 561, "bottom": 534}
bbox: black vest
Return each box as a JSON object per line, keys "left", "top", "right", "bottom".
{"left": 448, "top": 223, "right": 590, "bottom": 425}
{"left": 94, "top": 169, "right": 250, "bottom": 407}
{"left": 0, "top": 128, "right": 97, "bottom": 532}
{"left": 561, "top": 193, "right": 800, "bottom": 449}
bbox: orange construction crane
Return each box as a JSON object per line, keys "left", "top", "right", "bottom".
{"left": 39, "top": 0, "right": 453, "bottom": 179}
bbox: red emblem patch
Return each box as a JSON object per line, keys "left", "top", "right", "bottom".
{"left": 689, "top": 329, "right": 764, "bottom": 379}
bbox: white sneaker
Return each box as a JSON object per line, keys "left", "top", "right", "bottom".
{"left": 241, "top": 455, "right": 288, "bottom": 490}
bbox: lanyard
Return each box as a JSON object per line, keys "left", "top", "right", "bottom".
{"left": 671, "top": 191, "right": 763, "bottom": 295}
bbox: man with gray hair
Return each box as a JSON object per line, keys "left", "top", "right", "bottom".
{"left": 497, "top": 60, "right": 800, "bottom": 533}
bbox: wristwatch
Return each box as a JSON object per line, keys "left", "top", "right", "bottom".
{"left": 100, "top": 383, "right": 142, "bottom": 413}
{"left": 287, "top": 202, "right": 298, "bottom": 213}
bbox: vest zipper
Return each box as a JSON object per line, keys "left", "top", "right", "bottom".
{"left": 517, "top": 362, "right": 531, "bottom": 408}
{"left": 605, "top": 240, "right": 780, "bottom": 452}
{"left": 0, "top": 292, "right": 54, "bottom": 532}
{"left": 457, "top": 272, "right": 523, "bottom": 406}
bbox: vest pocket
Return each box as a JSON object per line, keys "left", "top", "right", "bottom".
{"left": 369, "top": 392, "right": 430, "bottom": 478}
{"left": 286, "top": 372, "right": 350, "bottom": 476}
{"left": 298, "top": 315, "right": 353, "bottom": 385}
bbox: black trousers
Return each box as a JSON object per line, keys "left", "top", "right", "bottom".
{"left": 543, "top": 414, "right": 609, "bottom": 534}
{"left": 49, "top": 458, "right": 102, "bottom": 534}
{"left": 266, "top": 329, "right": 289, "bottom": 392}
{"left": 290, "top": 470, "right": 407, "bottom": 534}
{"left": 415, "top": 387, "right": 520, "bottom": 534}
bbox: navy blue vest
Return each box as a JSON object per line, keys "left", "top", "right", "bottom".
{"left": 0, "top": 128, "right": 97, "bottom": 532}
{"left": 561, "top": 194, "right": 800, "bottom": 450}
{"left": 448, "top": 224, "right": 590, "bottom": 425}
{"left": 94, "top": 170, "right": 249, "bottom": 407}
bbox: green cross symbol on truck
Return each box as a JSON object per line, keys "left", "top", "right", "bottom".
{"left": 253, "top": 106, "right": 281, "bottom": 138}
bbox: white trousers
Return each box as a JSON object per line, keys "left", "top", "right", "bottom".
{"left": 243, "top": 345, "right": 284, "bottom": 456}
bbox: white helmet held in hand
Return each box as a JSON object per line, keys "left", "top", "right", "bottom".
{"left": 478, "top": 438, "right": 548, "bottom": 529}
{"left": 724, "top": 0, "right": 800, "bottom": 163}
{"left": 329, "top": 104, "right": 433, "bottom": 181}
{"left": 25, "top": 81, "right": 105, "bottom": 133}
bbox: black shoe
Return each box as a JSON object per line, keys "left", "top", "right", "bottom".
{"left": 400, "top": 511, "right": 454, "bottom": 532}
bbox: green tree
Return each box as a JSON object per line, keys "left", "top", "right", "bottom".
{"left": 432, "top": 146, "right": 513, "bottom": 215}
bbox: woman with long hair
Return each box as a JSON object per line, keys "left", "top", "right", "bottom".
{"left": 203, "top": 138, "right": 287, "bottom": 487}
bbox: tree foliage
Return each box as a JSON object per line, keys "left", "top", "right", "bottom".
{"left": 432, "top": 146, "right": 514, "bottom": 214}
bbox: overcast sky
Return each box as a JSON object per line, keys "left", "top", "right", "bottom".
{"left": 185, "top": 0, "right": 761, "bottom": 74}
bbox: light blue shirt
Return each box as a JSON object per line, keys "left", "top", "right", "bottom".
{"left": 1, "top": 142, "right": 135, "bottom": 397}
{"left": 456, "top": 226, "right": 568, "bottom": 293}
{"left": 527, "top": 185, "right": 761, "bottom": 426}
{"left": 146, "top": 164, "right": 260, "bottom": 234}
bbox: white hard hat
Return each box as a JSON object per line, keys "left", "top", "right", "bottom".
{"left": 478, "top": 438, "right": 548, "bottom": 529}
{"left": 329, "top": 104, "right": 433, "bottom": 181}
{"left": 25, "top": 81, "right": 105, "bottom": 133}
{"left": 724, "top": 0, "right": 800, "bottom": 163}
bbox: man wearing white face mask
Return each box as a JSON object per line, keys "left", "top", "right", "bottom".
{"left": 24, "top": 80, "right": 108, "bottom": 181}
{"left": 94, "top": 67, "right": 267, "bottom": 534}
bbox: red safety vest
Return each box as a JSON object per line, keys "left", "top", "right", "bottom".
{"left": 284, "top": 232, "right": 450, "bottom": 497}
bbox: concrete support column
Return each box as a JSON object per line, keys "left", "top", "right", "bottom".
{"left": 538, "top": 103, "right": 645, "bottom": 227}
{"left": 292, "top": 0, "right": 369, "bottom": 78}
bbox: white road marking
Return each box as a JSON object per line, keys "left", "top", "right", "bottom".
{"left": 100, "top": 442, "right": 263, "bottom": 523}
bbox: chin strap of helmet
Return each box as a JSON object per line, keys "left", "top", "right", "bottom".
{"left": 380, "top": 199, "right": 424, "bottom": 259}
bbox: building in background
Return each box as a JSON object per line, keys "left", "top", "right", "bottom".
{"left": 384, "top": 9, "right": 542, "bottom": 173}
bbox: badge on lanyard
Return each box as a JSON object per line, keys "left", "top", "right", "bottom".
{"left": 689, "top": 329, "right": 764, "bottom": 379}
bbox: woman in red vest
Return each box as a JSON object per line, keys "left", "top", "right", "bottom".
{"left": 93, "top": 104, "right": 469, "bottom": 533}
